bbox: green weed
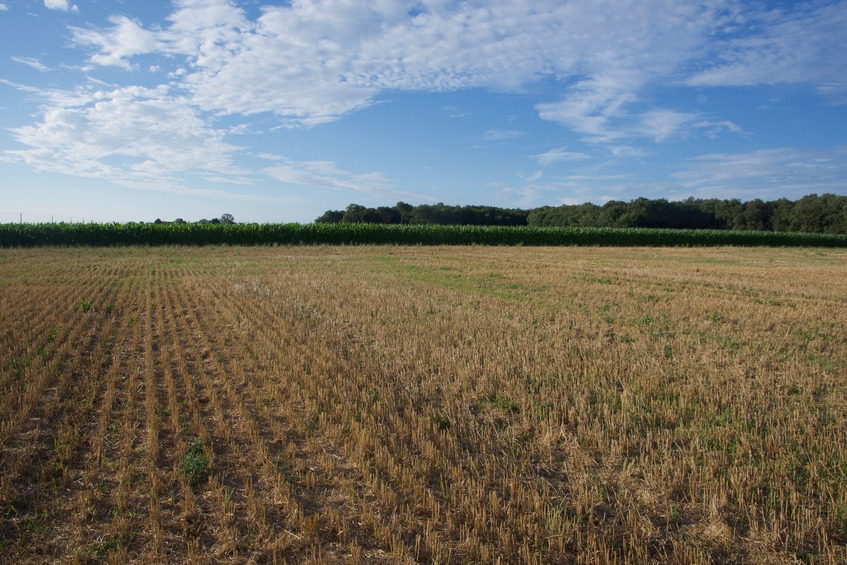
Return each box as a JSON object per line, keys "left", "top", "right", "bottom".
{"left": 181, "top": 439, "right": 209, "bottom": 485}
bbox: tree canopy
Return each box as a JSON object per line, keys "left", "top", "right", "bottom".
{"left": 315, "top": 194, "right": 847, "bottom": 234}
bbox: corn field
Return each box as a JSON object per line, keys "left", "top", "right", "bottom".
{"left": 2, "top": 222, "right": 847, "bottom": 247}
{"left": 1, "top": 246, "right": 846, "bottom": 563}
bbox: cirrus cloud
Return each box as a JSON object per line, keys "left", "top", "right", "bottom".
{"left": 11, "top": 56, "right": 52, "bottom": 72}
{"left": 672, "top": 147, "right": 847, "bottom": 200}
{"left": 537, "top": 148, "right": 591, "bottom": 166}
{"left": 264, "top": 158, "right": 392, "bottom": 193}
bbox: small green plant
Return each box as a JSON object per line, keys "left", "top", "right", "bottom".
{"left": 10, "top": 357, "right": 30, "bottom": 377}
{"left": 477, "top": 394, "right": 520, "bottom": 413}
{"left": 434, "top": 415, "right": 451, "bottom": 431}
{"left": 835, "top": 504, "right": 847, "bottom": 535}
{"left": 5, "top": 494, "right": 19, "bottom": 517}
{"left": 597, "top": 304, "right": 614, "bottom": 323}
{"left": 81, "top": 299, "right": 92, "bottom": 312}
{"left": 669, "top": 503, "right": 682, "bottom": 525}
{"left": 533, "top": 401, "right": 555, "bottom": 420}
{"left": 181, "top": 439, "right": 209, "bottom": 485}
{"left": 786, "top": 384, "right": 803, "bottom": 396}
{"left": 91, "top": 536, "right": 121, "bottom": 556}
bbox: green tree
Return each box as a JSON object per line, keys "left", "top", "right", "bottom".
{"left": 315, "top": 209, "right": 344, "bottom": 223}
{"left": 395, "top": 202, "right": 414, "bottom": 224}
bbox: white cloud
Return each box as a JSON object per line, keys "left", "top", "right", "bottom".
{"left": 2, "top": 77, "right": 392, "bottom": 198}
{"left": 537, "top": 148, "right": 591, "bottom": 166}
{"left": 44, "top": 0, "right": 76, "bottom": 12}
{"left": 0, "top": 78, "right": 44, "bottom": 94}
{"left": 0, "top": 4, "right": 9, "bottom": 11}
{"left": 65, "top": 1, "right": 705, "bottom": 130}
{"left": 442, "top": 105, "right": 472, "bottom": 119}
{"left": 609, "top": 146, "right": 650, "bottom": 158}
{"left": 636, "top": 110, "right": 697, "bottom": 142}
{"left": 480, "top": 144, "right": 847, "bottom": 210}
{"left": 4, "top": 85, "right": 247, "bottom": 189}
{"left": 495, "top": 182, "right": 544, "bottom": 208}
{"left": 11, "top": 56, "right": 52, "bottom": 72}
{"left": 66, "top": 0, "right": 847, "bottom": 135}
{"left": 71, "top": 16, "right": 162, "bottom": 69}
{"left": 264, "top": 159, "right": 391, "bottom": 193}
{"left": 8, "top": 0, "right": 845, "bottom": 204}
{"left": 481, "top": 129, "right": 524, "bottom": 142}
{"left": 672, "top": 147, "right": 847, "bottom": 199}
{"left": 687, "top": 2, "right": 847, "bottom": 104}
{"left": 692, "top": 120, "right": 743, "bottom": 139}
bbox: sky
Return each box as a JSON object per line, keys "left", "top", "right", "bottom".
{"left": 1, "top": 0, "right": 846, "bottom": 224}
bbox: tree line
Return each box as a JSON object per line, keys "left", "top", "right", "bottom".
{"left": 315, "top": 194, "right": 847, "bottom": 234}
{"left": 154, "top": 213, "right": 236, "bottom": 225}
{"left": 316, "top": 203, "right": 528, "bottom": 227}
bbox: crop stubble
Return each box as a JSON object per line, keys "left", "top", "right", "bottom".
{"left": 0, "top": 246, "right": 846, "bottom": 563}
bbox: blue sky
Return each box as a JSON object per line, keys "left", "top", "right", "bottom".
{"left": 1, "top": 0, "right": 845, "bottom": 223}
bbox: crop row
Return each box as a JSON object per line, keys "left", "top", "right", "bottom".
{"left": 2, "top": 222, "right": 847, "bottom": 247}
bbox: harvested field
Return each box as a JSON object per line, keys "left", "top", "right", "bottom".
{"left": 1, "top": 246, "right": 846, "bottom": 563}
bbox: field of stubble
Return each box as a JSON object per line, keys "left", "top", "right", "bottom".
{"left": 1, "top": 246, "right": 845, "bottom": 563}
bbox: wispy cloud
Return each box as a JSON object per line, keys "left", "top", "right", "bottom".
{"left": 536, "top": 148, "right": 591, "bottom": 166}
{"left": 481, "top": 129, "right": 524, "bottom": 142}
{"left": 672, "top": 147, "right": 847, "bottom": 199}
{"left": 635, "top": 110, "right": 698, "bottom": 142}
{"left": 609, "top": 146, "right": 650, "bottom": 158}
{"left": 692, "top": 120, "right": 743, "bottom": 140}
{"left": 11, "top": 57, "right": 52, "bottom": 72}
{"left": 0, "top": 78, "right": 47, "bottom": 94}
{"left": 442, "top": 106, "right": 472, "bottom": 119}
{"left": 686, "top": 2, "right": 847, "bottom": 104}
{"left": 264, "top": 158, "right": 391, "bottom": 193}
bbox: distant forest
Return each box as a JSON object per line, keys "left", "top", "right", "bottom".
{"left": 315, "top": 193, "right": 847, "bottom": 234}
